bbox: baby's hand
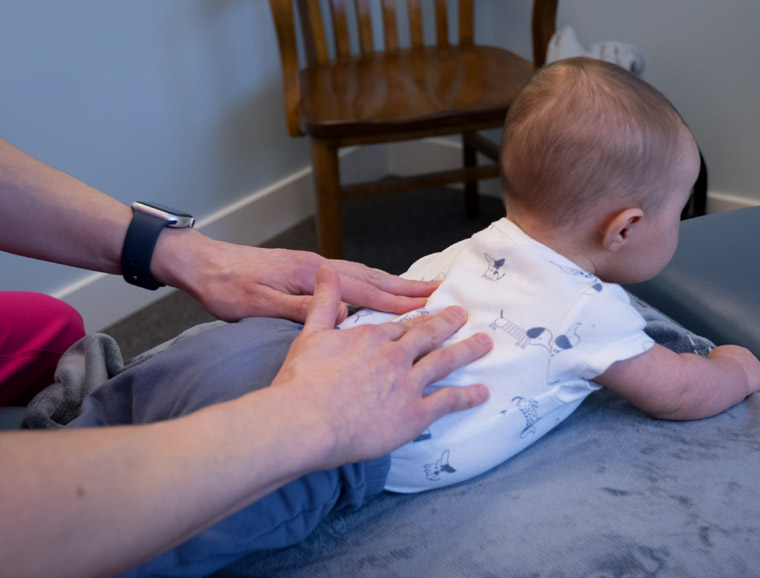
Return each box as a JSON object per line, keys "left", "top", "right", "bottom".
{"left": 708, "top": 345, "right": 760, "bottom": 397}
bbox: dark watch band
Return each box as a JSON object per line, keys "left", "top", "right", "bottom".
{"left": 121, "top": 209, "right": 170, "bottom": 290}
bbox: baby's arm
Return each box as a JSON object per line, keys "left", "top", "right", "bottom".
{"left": 595, "top": 343, "right": 760, "bottom": 420}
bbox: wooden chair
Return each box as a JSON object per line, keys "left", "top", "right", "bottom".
{"left": 269, "top": 0, "right": 558, "bottom": 258}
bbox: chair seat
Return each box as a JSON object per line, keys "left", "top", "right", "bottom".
{"left": 299, "top": 45, "right": 536, "bottom": 140}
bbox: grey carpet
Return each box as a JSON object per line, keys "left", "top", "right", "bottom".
{"left": 103, "top": 188, "right": 505, "bottom": 360}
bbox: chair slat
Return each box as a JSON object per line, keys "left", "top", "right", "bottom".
{"left": 356, "top": 0, "right": 374, "bottom": 54}
{"left": 296, "top": 0, "right": 330, "bottom": 65}
{"left": 381, "top": 0, "right": 398, "bottom": 51}
{"left": 268, "top": 0, "right": 303, "bottom": 136}
{"left": 434, "top": 0, "right": 449, "bottom": 47}
{"left": 270, "top": 0, "right": 560, "bottom": 259}
{"left": 408, "top": 0, "right": 424, "bottom": 48}
{"left": 532, "top": 0, "right": 558, "bottom": 66}
{"left": 458, "top": 0, "right": 474, "bottom": 46}
{"left": 329, "top": 0, "right": 352, "bottom": 59}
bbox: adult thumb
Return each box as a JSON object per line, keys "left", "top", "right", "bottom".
{"left": 302, "top": 267, "right": 344, "bottom": 333}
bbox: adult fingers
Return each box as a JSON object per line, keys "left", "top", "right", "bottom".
{"left": 419, "top": 383, "right": 490, "bottom": 424}
{"left": 356, "top": 307, "right": 466, "bottom": 355}
{"left": 330, "top": 259, "right": 438, "bottom": 297}
{"left": 224, "top": 285, "right": 311, "bottom": 323}
{"left": 396, "top": 306, "right": 469, "bottom": 360}
{"left": 329, "top": 261, "right": 439, "bottom": 313}
{"left": 412, "top": 332, "right": 493, "bottom": 386}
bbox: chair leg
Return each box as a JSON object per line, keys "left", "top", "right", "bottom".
{"left": 462, "top": 133, "right": 480, "bottom": 219}
{"left": 311, "top": 139, "right": 343, "bottom": 259}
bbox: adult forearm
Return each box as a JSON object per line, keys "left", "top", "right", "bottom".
{"left": 0, "top": 137, "right": 130, "bottom": 273}
{"left": 0, "top": 387, "right": 329, "bottom": 578}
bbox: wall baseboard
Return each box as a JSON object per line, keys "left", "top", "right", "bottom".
{"left": 706, "top": 191, "right": 760, "bottom": 213}
{"left": 55, "top": 138, "right": 759, "bottom": 332}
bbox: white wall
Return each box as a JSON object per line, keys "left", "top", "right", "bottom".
{"left": 476, "top": 0, "right": 760, "bottom": 208}
{"left": 0, "top": 1, "right": 310, "bottom": 296}
{"left": 2, "top": 1, "right": 759, "bottom": 329}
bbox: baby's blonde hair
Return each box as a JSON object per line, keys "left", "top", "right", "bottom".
{"left": 501, "top": 57, "right": 693, "bottom": 229}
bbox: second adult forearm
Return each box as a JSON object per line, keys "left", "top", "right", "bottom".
{"left": 0, "top": 388, "right": 331, "bottom": 578}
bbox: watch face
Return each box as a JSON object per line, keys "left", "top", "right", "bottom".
{"left": 133, "top": 201, "right": 195, "bottom": 228}
{"left": 135, "top": 201, "right": 193, "bottom": 218}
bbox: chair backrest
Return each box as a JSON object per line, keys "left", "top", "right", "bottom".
{"left": 269, "top": 0, "right": 557, "bottom": 135}
{"left": 292, "top": 0, "right": 474, "bottom": 65}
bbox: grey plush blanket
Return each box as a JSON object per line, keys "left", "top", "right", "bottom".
{"left": 216, "top": 390, "right": 760, "bottom": 578}
{"left": 212, "top": 298, "right": 760, "bottom": 578}
{"left": 23, "top": 297, "right": 760, "bottom": 577}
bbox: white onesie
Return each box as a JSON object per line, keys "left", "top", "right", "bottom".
{"left": 341, "top": 218, "right": 653, "bottom": 493}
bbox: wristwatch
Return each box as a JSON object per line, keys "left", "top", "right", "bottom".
{"left": 121, "top": 201, "right": 195, "bottom": 290}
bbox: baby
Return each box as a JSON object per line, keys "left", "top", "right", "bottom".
{"left": 69, "top": 57, "right": 760, "bottom": 576}
{"left": 344, "top": 56, "right": 760, "bottom": 492}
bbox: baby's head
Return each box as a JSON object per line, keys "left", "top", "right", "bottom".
{"left": 501, "top": 57, "right": 696, "bottom": 227}
{"left": 501, "top": 57, "right": 700, "bottom": 282}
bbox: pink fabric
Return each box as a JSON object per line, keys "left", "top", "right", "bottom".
{"left": 0, "top": 292, "right": 85, "bottom": 406}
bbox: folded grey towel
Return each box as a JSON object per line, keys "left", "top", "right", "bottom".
{"left": 21, "top": 321, "right": 225, "bottom": 429}
{"left": 21, "top": 332, "right": 125, "bottom": 429}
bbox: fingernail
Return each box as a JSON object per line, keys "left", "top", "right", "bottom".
{"left": 475, "top": 333, "right": 492, "bottom": 347}
{"left": 314, "top": 267, "right": 328, "bottom": 286}
{"left": 468, "top": 384, "right": 490, "bottom": 407}
{"left": 447, "top": 306, "right": 467, "bottom": 321}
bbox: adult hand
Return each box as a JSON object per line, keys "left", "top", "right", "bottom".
{"left": 270, "top": 266, "right": 492, "bottom": 467}
{"left": 0, "top": 137, "right": 435, "bottom": 326}
{"left": 154, "top": 231, "right": 438, "bottom": 323}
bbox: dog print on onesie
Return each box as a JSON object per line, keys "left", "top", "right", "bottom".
{"left": 340, "top": 219, "right": 653, "bottom": 493}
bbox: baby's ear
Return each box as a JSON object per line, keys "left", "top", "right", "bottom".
{"left": 600, "top": 208, "right": 644, "bottom": 252}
